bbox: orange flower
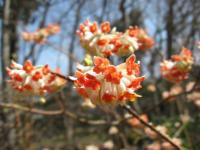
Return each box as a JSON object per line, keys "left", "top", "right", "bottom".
{"left": 23, "top": 60, "right": 34, "bottom": 74}
{"left": 126, "top": 54, "right": 140, "bottom": 76}
{"left": 46, "top": 24, "right": 60, "bottom": 34}
{"left": 32, "top": 71, "right": 42, "bottom": 81}
{"left": 7, "top": 60, "right": 66, "bottom": 96}
{"left": 128, "top": 77, "right": 145, "bottom": 90}
{"left": 42, "top": 64, "right": 50, "bottom": 75}
{"left": 89, "top": 22, "right": 98, "bottom": 33}
{"left": 100, "top": 22, "right": 111, "bottom": 33}
{"left": 74, "top": 54, "right": 144, "bottom": 106}
{"left": 102, "top": 93, "right": 116, "bottom": 103}
{"left": 97, "top": 39, "right": 108, "bottom": 46}
{"left": 93, "top": 56, "right": 110, "bottom": 73}
{"left": 138, "top": 37, "right": 154, "bottom": 50}
{"left": 104, "top": 66, "right": 122, "bottom": 84}
{"left": 11, "top": 73, "right": 23, "bottom": 82}
{"left": 77, "top": 20, "right": 139, "bottom": 57}
{"left": 160, "top": 47, "right": 193, "bottom": 83}
{"left": 23, "top": 84, "right": 33, "bottom": 91}
{"left": 22, "top": 24, "right": 60, "bottom": 44}
{"left": 127, "top": 27, "right": 154, "bottom": 50}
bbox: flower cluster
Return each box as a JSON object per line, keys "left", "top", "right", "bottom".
{"left": 6, "top": 60, "right": 66, "bottom": 96}
{"left": 77, "top": 20, "right": 154, "bottom": 57}
{"left": 127, "top": 26, "right": 155, "bottom": 50}
{"left": 22, "top": 24, "right": 60, "bottom": 44}
{"left": 160, "top": 47, "right": 193, "bottom": 83}
{"left": 74, "top": 54, "right": 145, "bottom": 106}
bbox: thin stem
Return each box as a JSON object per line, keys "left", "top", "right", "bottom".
{"left": 0, "top": 102, "right": 114, "bottom": 125}
{"left": 50, "top": 71, "right": 75, "bottom": 82}
{"left": 0, "top": 102, "right": 63, "bottom": 116}
{"left": 123, "top": 105, "right": 183, "bottom": 150}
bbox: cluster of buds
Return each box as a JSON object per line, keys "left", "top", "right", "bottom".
{"left": 126, "top": 26, "right": 155, "bottom": 50}
{"left": 74, "top": 54, "right": 145, "bottom": 106}
{"left": 160, "top": 47, "right": 193, "bottom": 83}
{"left": 77, "top": 20, "right": 154, "bottom": 57}
{"left": 22, "top": 24, "right": 60, "bottom": 44}
{"left": 6, "top": 60, "right": 66, "bottom": 96}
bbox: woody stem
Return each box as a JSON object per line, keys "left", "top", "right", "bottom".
{"left": 123, "top": 105, "right": 183, "bottom": 150}
{"left": 50, "top": 71, "right": 75, "bottom": 82}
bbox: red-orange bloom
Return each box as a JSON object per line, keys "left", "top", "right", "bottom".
{"left": 11, "top": 73, "right": 23, "bottom": 82}
{"left": 160, "top": 47, "right": 193, "bottom": 83}
{"left": 77, "top": 20, "right": 139, "bottom": 57}
{"left": 74, "top": 54, "right": 145, "bottom": 106}
{"left": 128, "top": 77, "right": 145, "bottom": 90}
{"left": 7, "top": 61, "right": 66, "bottom": 96}
{"left": 126, "top": 55, "right": 140, "bottom": 76}
{"left": 23, "top": 84, "right": 33, "bottom": 91}
{"left": 42, "top": 64, "right": 50, "bottom": 75}
{"left": 102, "top": 93, "right": 116, "bottom": 102}
{"left": 127, "top": 27, "right": 154, "bottom": 50}
{"left": 76, "top": 71, "right": 100, "bottom": 90}
{"left": 23, "top": 60, "right": 34, "bottom": 74}
{"left": 32, "top": 71, "right": 42, "bottom": 81}
{"left": 104, "top": 66, "right": 122, "bottom": 84}
{"left": 22, "top": 24, "right": 60, "bottom": 44}
{"left": 97, "top": 39, "right": 108, "bottom": 46}
{"left": 89, "top": 22, "right": 98, "bottom": 33}
{"left": 100, "top": 22, "right": 111, "bottom": 33}
{"left": 93, "top": 57, "right": 110, "bottom": 73}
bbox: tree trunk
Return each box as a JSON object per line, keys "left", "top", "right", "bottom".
{"left": 166, "top": 0, "right": 174, "bottom": 59}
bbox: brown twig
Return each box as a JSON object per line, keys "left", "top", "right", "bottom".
{"left": 0, "top": 102, "right": 114, "bottom": 125}
{"left": 50, "top": 71, "right": 75, "bottom": 82}
{"left": 123, "top": 105, "right": 183, "bottom": 150}
{"left": 0, "top": 103, "right": 63, "bottom": 116}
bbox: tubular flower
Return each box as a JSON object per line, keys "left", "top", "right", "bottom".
{"left": 22, "top": 24, "right": 60, "bottom": 44}
{"left": 126, "top": 26, "right": 154, "bottom": 50}
{"left": 74, "top": 54, "right": 145, "bottom": 106}
{"left": 6, "top": 60, "right": 66, "bottom": 96}
{"left": 77, "top": 20, "right": 139, "bottom": 57}
{"left": 160, "top": 47, "right": 193, "bottom": 83}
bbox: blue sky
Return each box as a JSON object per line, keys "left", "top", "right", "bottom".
{"left": 1, "top": 0, "right": 187, "bottom": 81}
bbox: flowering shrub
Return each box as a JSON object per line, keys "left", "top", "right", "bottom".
{"left": 77, "top": 20, "right": 154, "bottom": 57}
{"left": 5, "top": 20, "right": 194, "bottom": 150}
{"left": 6, "top": 60, "right": 66, "bottom": 96}
{"left": 22, "top": 24, "right": 60, "bottom": 44}
{"left": 74, "top": 54, "right": 145, "bottom": 106}
{"left": 160, "top": 47, "right": 193, "bottom": 83}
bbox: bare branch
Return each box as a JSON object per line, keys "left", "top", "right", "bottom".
{"left": 123, "top": 105, "right": 183, "bottom": 150}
